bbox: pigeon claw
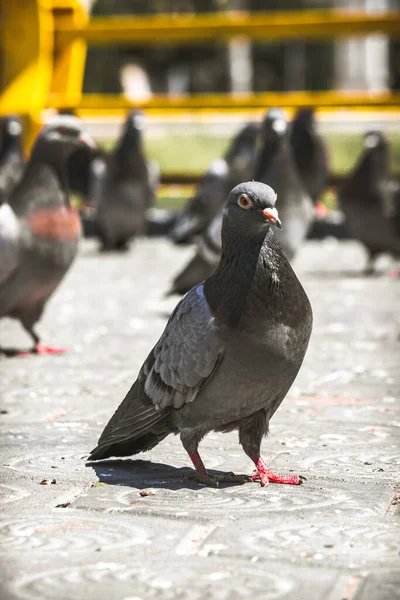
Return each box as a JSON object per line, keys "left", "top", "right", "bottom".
{"left": 251, "top": 470, "right": 303, "bottom": 486}
{"left": 34, "top": 342, "right": 67, "bottom": 355}
{"left": 250, "top": 455, "right": 304, "bottom": 486}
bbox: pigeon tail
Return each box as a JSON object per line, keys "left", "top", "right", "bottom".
{"left": 88, "top": 381, "right": 171, "bottom": 461}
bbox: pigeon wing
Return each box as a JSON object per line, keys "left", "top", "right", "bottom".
{"left": 88, "top": 284, "right": 224, "bottom": 460}
{"left": 0, "top": 203, "right": 21, "bottom": 285}
{"left": 142, "top": 283, "right": 224, "bottom": 410}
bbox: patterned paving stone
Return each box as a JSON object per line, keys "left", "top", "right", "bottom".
{"left": 0, "top": 239, "right": 399, "bottom": 599}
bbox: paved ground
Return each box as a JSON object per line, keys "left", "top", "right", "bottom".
{"left": 0, "top": 238, "right": 399, "bottom": 600}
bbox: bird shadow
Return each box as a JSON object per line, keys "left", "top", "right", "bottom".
{"left": 86, "top": 458, "right": 249, "bottom": 491}
{"left": 0, "top": 345, "right": 34, "bottom": 358}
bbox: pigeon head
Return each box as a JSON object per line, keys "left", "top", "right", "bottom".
{"left": 361, "top": 130, "right": 388, "bottom": 174}
{"left": 29, "top": 116, "right": 97, "bottom": 202}
{"left": 224, "top": 181, "right": 282, "bottom": 235}
{"left": 2, "top": 115, "right": 22, "bottom": 138}
{"left": 261, "top": 108, "right": 288, "bottom": 139}
{"left": 38, "top": 115, "right": 96, "bottom": 151}
{"left": 128, "top": 110, "right": 147, "bottom": 131}
{"left": 0, "top": 115, "right": 23, "bottom": 154}
{"left": 363, "top": 130, "right": 386, "bottom": 150}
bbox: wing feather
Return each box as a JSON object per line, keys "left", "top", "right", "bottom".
{"left": 0, "top": 203, "right": 21, "bottom": 285}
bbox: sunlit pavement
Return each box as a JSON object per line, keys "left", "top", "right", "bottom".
{"left": 0, "top": 238, "right": 399, "bottom": 600}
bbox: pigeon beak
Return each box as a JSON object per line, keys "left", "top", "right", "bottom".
{"left": 79, "top": 132, "right": 97, "bottom": 149}
{"left": 262, "top": 207, "right": 282, "bottom": 230}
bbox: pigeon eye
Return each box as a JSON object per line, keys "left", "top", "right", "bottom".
{"left": 238, "top": 194, "right": 252, "bottom": 209}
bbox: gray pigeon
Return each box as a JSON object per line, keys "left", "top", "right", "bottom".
{"left": 255, "top": 108, "right": 314, "bottom": 260}
{"left": 170, "top": 158, "right": 229, "bottom": 245}
{"left": 95, "top": 110, "right": 154, "bottom": 251}
{"left": 290, "top": 107, "right": 329, "bottom": 204}
{"left": 0, "top": 115, "right": 24, "bottom": 205}
{"left": 338, "top": 131, "right": 400, "bottom": 274}
{"left": 0, "top": 115, "right": 96, "bottom": 356}
{"left": 167, "top": 211, "right": 222, "bottom": 296}
{"left": 170, "top": 123, "right": 259, "bottom": 244}
{"left": 89, "top": 181, "right": 313, "bottom": 487}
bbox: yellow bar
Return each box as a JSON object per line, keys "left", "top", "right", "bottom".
{"left": 74, "top": 92, "right": 400, "bottom": 114}
{"left": 0, "top": 0, "right": 54, "bottom": 150}
{"left": 55, "top": 10, "right": 400, "bottom": 46}
{"left": 50, "top": 0, "right": 88, "bottom": 107}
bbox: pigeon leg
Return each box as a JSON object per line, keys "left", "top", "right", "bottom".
{"left": 249, "top": 455, "right": 304, "bottom": 487}
{"left": 186, "top": 451, "right": 250, "bottom": 487}
{"left": 21, "top": 323, "right": 67, "bottom": 356}
{"left": 239, "top": 411, "right": 303, "bottom": 487}
{"left": 181, "top": 430, "right": 249, "bottom": 487}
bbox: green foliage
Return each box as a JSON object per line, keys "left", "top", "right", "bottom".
{"left": 141, "top": 131, "right": 400, "bottom": 175}
{"left": 98, "top": 130, "right": 400, "bottom": 210}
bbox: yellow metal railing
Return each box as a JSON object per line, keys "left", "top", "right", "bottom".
{"left": 55, "top": 9, "right": 400, "bottom": 45}
{"left": 76, "top": 91, "right": 400, "bottom": 116}
{"left": 1, "top": 1, "right": 400, "bottom": 149}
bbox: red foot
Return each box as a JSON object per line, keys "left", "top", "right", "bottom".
{"left": 17, "top": 342, "right": 67, "bottom": 357}
{"left": 389, "top": 270, "right": 399, "bottom": 279}
{"left": 251, "top": 455, "right": 303, "bottom": 487}
{"left": 315, "top": 202, "right": 329, "bottom": 217}
{"left": 35, "top": 342, "right": 67, "bottom": 355}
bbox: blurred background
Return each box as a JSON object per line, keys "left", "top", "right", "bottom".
{"left": 1, "top": 0, "right": 399, "bottom": 214}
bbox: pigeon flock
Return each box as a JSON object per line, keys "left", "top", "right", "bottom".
{"left": 0, "top": 108, "right": 399, "bottom": 486}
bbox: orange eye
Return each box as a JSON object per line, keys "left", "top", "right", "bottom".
{"left": 237, "top": 194, "right": 252, "bottom": 209}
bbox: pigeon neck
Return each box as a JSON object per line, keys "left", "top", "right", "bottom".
{"left": 354, "top": 147, "right": 388, "bottom": 189}
{"left": 0, "top": 134, "right": 23, "bottom": 160}
{"left": 254, "top": 135, "right": 287, "bottom": 180}
{"left": 291, "top": 126, "right": 314, "bottom": 165}
{"left": 30, "top": 140, "right": 71, "bottom": 206}
{"left": 204, "top": 227, "right": 283, "bottom": 328}
{"left": 113, "top": 128, "right": 145, "bottom": 175}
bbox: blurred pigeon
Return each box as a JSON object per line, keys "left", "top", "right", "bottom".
{"left": 0, "top": 115, "right": 96, "bottom": 356}
{"left": 224, "top": 122, "right": 259, "bottom": 184}
{"left": 170, "top": 158, "right": 229, "bottom": 245}
{"left": 338, "top": 131, "right": 400, "bottom": 273}
{"left": 95, "top": 110, "right": 155, "bottom": 251}
{"left": 0, "top": 115, "right": 24, "bottom": 205}
{"left": 146, "top": 207, "right": 180, "bottom": 237}
{"left": 254, "top": 109, "right": 314, "bottom": 260}
{"left": 170, "top": 122, "right": 259, "bottom": 244}
{"left": 167, "top": 211, "right": 222, "bottom": 296}
{"left": 290, "top": 107, "right": 329, "bottom": 204}
{"left": 89, "top": 181, "right": 313, "bottom": 488}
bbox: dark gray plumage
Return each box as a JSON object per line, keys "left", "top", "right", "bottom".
{"left": 167, "top": 211, "right": 222, "bottom": 296}
{"left": 290, "top": 107, "right": 329, "bottom": 204}
{"left": 254, "top": 108, "right": 314, "bottom": 260}
{"left": 0, "top": 116, "right": 24, "bottom": 205}
{"left": 95, "top": 110, "right": 155, "bottom": 251}
{"left": 0, "top": 115, "right": 96, "bottom": 355}
{"left": 170, "top": 123, "right": 259, "bottom": 244}
{"left": 338, "top": 131, "right": 400, "bottom": 273}
{"left": 89, "top": 181, "right": 313, "bottom": 488}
